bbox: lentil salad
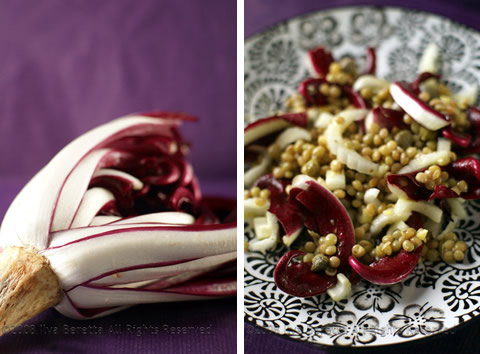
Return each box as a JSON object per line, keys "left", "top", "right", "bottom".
{"left": 244, "top": 44, "right": 480, "bottom": 301}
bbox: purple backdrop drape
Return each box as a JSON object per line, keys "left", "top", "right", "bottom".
{"left": 0, "top": 0, "right": 236, "bottom": 353}
{"left": 244, "top": 0, "right": 480, "bottom": 353}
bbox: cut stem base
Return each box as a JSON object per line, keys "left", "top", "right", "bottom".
{"left": 0, "top": 246, "right": 61, "bottom": 335}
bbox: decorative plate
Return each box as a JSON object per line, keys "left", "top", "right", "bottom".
{"left": 244, "top": 6, "right": 480, "bottom": 347}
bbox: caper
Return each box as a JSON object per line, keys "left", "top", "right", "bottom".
{"left": 394, "top": 130, "right": 413, "bottom": 150}
{"left": 311, "top": 254, "right": 329, "bottom": 273}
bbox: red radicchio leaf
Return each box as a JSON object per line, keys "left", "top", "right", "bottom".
{"left": 348, "top": 245, "right": 423, "bottom": 285}
{"left": 140, "top": 111, "right": 198, "bottom": 122}
{"left": 387, "top": 169, "right": 460, "bottom": 201}
{"left": 253, "top": 174, "right": 307, "bottom": 238}
{"left": 308, "top": 47, "right": 333, "bottom": 78}
{"left": 429, "top": 185, "right": 460, "bottom": 200}
{"left": 244, "top": 113, "right": 308, "bottom": 147}
{"left": 97, "top": 200, "right": 120, "bottom": 216}
{"left": 387, "top": 173, "right": 436, "bottom": 201}
{"left": 253, "top": 173, "right": 290, "bottom": 192}
{"left": 447, "top": 107, "right": 480, "bottom": 153}
{"left": 343, "top": 86, "right": 368, "bottom": 109}
{"left": 195, "top": 196, "right": 236, "bottom": 225}
{"left": 390, "top": 81, "right": 450, "bottom": 130}
{"left": 387, "top": 157, "right": 480, "bottom": 201}
{"left": 365, "top": 47, "right": 376, "bottom": 75}
{"left": 349, "top": 269, "right": 362, "bottom": 285}
{"left": 90, "top": 175, "right": 136, "bottom": 212}
{"left": 445, "top": 157, "right": 480, "bottom": 199}
{"left": 442, "top": 127, "right": 472, "bottom": 148}
{"left": 274, "top": 250, "right": 337, "bottom": 297}
{"left": 299, "top": 78, "right": 328, "bottom": 106}
{"left": 410, "top": 72, "right": 441, "bottom": 95}
{"left": 469, "top": 106, "right": 480, "bottom": 129}
{"left": 273, "top": 181, "right": 355, "bottom": 297}
{"left": 406, "top": 212, "right": 423, "bottom": 230}
{"left": 349, "top": 212, "right": 423, "bottom": 285}
{"left": 168, "top": 186, "right": 196, "bottom": 214}
{"left": 141, "top": 157, "right": 181, "bottom": 185}
{"left": 108, "top": 135, "right": 180, "bottom": 156}
{"left": 268, "top": 184, "right": 305, "bottom": 237}
{"left": 372, "top": 106, "right": 408, "bottom": 130}
{"left": 198, "top": 196, "right": 236, "bottom": 224}
{"left": 294, "top": 181, "right": 355, "bottom": 270}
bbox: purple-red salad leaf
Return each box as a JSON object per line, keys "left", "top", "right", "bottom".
{"left": 274, "top": 250, "right": 337, "bottom": 297}
{"left": 387, "top": 157, "right": 480, "bottom": 201}
{"left": 411, "top": 72, "right": 440, "bottom": 95}
{"left": 294, "top": 181, "right": 355, "bottom": 269}
{"left": 244, "top": 113, "right": 308, "bottom": 147}
{"left": 299, "top": 78, "right": 328, "bottom": 106}
{"left": 343, "top": 86, "right": 368, "bottom": 109}
{"left": 308, "top": 47, "right": 333, "bottom": 78}
{"left": 445, "top": 157, "right": 480, "bottom": 199}
{"left": 348, "top": 246, "right": 423, "bottom": 285}
{"left": 273, "top": 181, "right": 355, "bottom": 297}
{"left": 442, "top": 127, "right": 472, "bottom": 148}
{"left": 372, "top": 106, "right": 408, "bottom": 130}
{"left": 390, "top": 81, "right": 451, "bottom": 130}
{"left": 365, "top": 47, "right": 376, "bottom": 75}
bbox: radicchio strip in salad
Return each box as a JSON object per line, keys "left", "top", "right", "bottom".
{"left": 0, "top": 112, "right": 236, "bottom": 334}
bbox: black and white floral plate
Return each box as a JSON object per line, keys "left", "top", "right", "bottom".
{"left": 244, "top": 6, "right": 480, "bottom": 347}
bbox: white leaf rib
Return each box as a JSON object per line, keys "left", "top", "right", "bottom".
{"left": 70, "top": 188, "right": 115, "bottom": 229}
{"left": 42, "top": 224, "right": 236, "bottom": 289}
{"left": 88, "top": 251, "right": 236, "bottom": 286}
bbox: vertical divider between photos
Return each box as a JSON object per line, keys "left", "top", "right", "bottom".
{"left": 237, "top": 0, "right": 245, "bottom": 352}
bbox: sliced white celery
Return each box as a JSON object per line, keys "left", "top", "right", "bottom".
{"left": 325, "top": 109, "right": 380, "bottom": 175}
{"left": 454, "top": 84, "right": 478, "bottom": 107}
{"left": 370, "top": 198, "right": 442, "bottom": 235}
{"left": 325, "top": 170, "right": 346, "bottom": 190}
{"left": 394, "top": 198, "right": 443, "bottom": 223}
{"left": 249, "top": 212, "right": 280, "bottom": 253}
{"left": 244, "top": 155, "right": 271, "bottom": 188}
{"left": 447, "top": 198, "right": 467, "bottom": 219}
{"left": 244, "top": 198, "right": 270, "bottom": 220}
{"left": 424, "top": 218, "right": 442, "bottom": 239}
{"left": 418, "top": 43, "right": 440, "bottom": 74}
{"left": 398, "top": 151, "right": 450, "bottom": 174}
{"left": 364, "top": 188, "right": 380, "bottom": 204}
{"left": 314, "top": 112, "right": 335, "bottom": 129}
{"left": 437, "top": 137, "right": 452, "bottom": 152}
{"left": 399, "top": 137, "right": 451, "bottom": 174}
{"left": 253, "top": 216, "right": 271, "bottom": 240}
{"left": 275, "top": 127, "right": 311, "bottom": 150}
{"left": 327, "top": 273, "right": 351, "bottom": 302}
{"left": 353, "top": 75, "right": 389, "bottom": 92}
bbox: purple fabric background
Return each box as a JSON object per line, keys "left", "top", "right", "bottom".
{"left": 0, "top": 0, "right": 236, "bottom": 353}
{"left": 244, "top": 0, "right": 480, "bottom": 353}
{"left": 0, "top": 0, "right": 236, "bottom": 184}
